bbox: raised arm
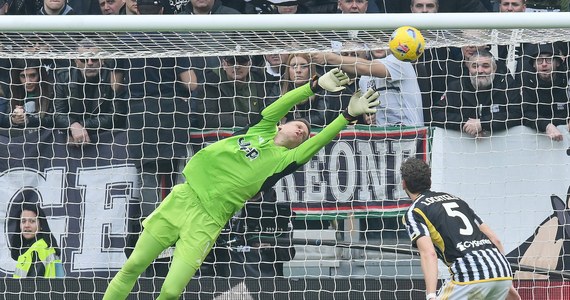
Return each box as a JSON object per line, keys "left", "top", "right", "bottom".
{"left": 292, "top": 88, "right": 380, "bottom": 164}
{"left": 261, "top": 68, "right": 350, "bottom": 124}
{"left": 312, "top": 52, "right": 390, "bottom": 78}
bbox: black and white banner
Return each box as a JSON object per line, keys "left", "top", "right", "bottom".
{"left": 0, "top": 126, "right": 428, "bottom": 277}
{"left": 0, "top": 129, "right": 138, "bottom": 278}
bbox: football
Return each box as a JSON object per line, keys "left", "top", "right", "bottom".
{"left": 388, "top": 26, "right": 426, "bottom": 62}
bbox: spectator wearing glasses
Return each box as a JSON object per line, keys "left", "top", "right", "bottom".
{"left": 521, "top": 42, "right": 570, "bottom": 141}
{"left": 53, "top": 39, "right": 126, "bottom": 147}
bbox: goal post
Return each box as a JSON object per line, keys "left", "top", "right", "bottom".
{"left": 1, "top": 12, "right": 570, "bottom": 299}
{"left": 1, "top": 13, "right": 570, "bottom": 59}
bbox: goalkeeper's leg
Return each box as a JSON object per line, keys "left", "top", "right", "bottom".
{"left": 103, "top": 231, "right": 166, "bottom": 300}
{"left": 157, "top": 204, "right": 222, "bottom": 299}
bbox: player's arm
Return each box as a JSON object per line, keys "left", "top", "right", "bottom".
{"left": 292, "top": 89, "right": 380, "bottom": 164}
{"left": 313, "top": 52, "right": 390, "bottom": 78}
{"left": 261, "top": 68, "right": 350, "bottom": 124}
{"left": 416, "top": 236, "right": 438, "bottom": 300}
{"left": 479, "top": 223, "right": 505, "bottom": 254}
{"left": 404, "top": 208, "right": 438, "bottom": 300}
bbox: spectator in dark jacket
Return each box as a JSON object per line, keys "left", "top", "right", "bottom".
{"left": 69, "top": 0, "right": 101, "bottom": 14}
{"left": 6, "top": 0, "right": 41, "bottom": 15}
{"left": 1, "top": 59, "right": 55, "bottom": 133}
{"left": 431, "top": 50, "right": 522, "bottom": 137}
{"left": 521, "top": 42, "right": 570, "bottom": 141}
{"left": 53, "top": 39, "right": 126, "bottom": 146}
{"left": 193, "top": 55, "right": 268, "bottom": 129}
{"left": 183, "top": 0, "right": 240, "bottom": 95}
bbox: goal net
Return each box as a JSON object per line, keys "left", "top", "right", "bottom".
{"left": 1, "top": 12, "right": 570, "bottom": 299}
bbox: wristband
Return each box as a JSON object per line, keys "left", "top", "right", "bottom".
{"left": 342, "top": 110, "right": 358, "bottom": 123}
{"left": 426, "top": 292, "right": 437, "bottom": 300}
{"left": 309, "top": 75, "right": 323, "bottom": 94}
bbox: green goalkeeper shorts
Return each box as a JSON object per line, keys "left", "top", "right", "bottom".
{"left": 142, "top": 182, "right": 222, "bottom": 269}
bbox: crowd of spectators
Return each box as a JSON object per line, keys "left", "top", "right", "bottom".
{"left": 1, "top": 0, "right": 570, "bottom": 278}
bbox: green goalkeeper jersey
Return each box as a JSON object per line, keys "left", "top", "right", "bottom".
{"left": 183, "top": 83, "right": 350, "bottom": 226}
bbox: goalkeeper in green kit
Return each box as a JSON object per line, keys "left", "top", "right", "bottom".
{"left": 103, "top": 68, "right": 380, "bottom": 300}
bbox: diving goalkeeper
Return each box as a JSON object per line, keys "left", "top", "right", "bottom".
{"left": 103, "top": 68, "right": 379, "bottom": 300}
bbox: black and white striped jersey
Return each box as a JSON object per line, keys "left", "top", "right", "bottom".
{"left": 402, "top": 190, "right": 513, "bottom": 283}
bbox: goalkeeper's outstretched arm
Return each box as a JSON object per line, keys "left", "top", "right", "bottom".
{"left": 261, "top": 68, "right": 350, "bottom": 124}
{"left": 291, "top": 88, "right": 380, "bottom": 165}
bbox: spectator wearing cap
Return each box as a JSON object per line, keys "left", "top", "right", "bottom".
{"left": 192, "top": 55, "right": 269, "bottom": 129}
{"left": 38, "top": 0, "right": 75, "bottom": 15}
{"left": 182, "top": 0, "right": 240, "bottom": 14}
{"left": 521, "top": 42, "right": 570, "bottom": 141}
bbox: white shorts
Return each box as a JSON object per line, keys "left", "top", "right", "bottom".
{"left": 438, "top": 279, "right": 512, "bottom": 300}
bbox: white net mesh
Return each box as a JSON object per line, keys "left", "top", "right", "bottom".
{"left": 1, "top": 13, "right": 570, "bottom": 299}
{"left": 1, "top": 28, "right": 570, "bottom": 59}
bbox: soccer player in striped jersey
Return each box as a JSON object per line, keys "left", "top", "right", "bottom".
{"left": 401, "top": 158, "right": 520, "bottom": 300}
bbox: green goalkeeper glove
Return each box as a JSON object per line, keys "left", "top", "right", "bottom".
{"left": 311, "top": 68, "right": 350, "bottom": 93}
{"left": 343, "top": 88, "right": 380, "bottom": 121}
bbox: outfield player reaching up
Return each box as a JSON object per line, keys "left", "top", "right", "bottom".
{"left": 103, "top": 68, "right": 380, "bottom": 300}
{"left": 401, "top": 158, "right": 520, "bottom": 300}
